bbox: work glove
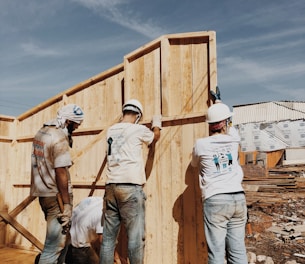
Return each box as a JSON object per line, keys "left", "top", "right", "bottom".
{"left": 57, "top": 203, "right": 72, "bottom": 227}
{"left": 210, "top": 86, "right": 222, "bottom": 103}
{"left": 151, "top": 115, "right": 162, "bottom": 130}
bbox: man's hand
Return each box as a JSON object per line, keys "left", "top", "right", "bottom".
{"left": 57, "top": 203, "right": 72, "bottom": 227}
{"left": 151, "top": 115, "right": 162, "bottom": 130}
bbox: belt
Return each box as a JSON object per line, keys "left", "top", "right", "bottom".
{"left": 106, "top": 183, "right": 143, "bottom": 187}
{"left": 226, "top": 191, "right": 245, "bottom": 195}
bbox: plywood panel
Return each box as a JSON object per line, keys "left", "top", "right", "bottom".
{"left": 161, "top": 34, "right": 215, "bottom": 118}
{"left": 1, "top": 31, "right": 216, "bottom": 263}
{"left": 169, "top": 124, "right": 183, "bottom": 263}
{"left": 192, "top": 41, "right": 209, "bottom": 113}
{"left": 124, "top": 46, "right": 161, "bottom": 119}
{"left": 0, "top": 247, "right": 38, "bottom": 264}
{"left": 17, "top": 103, "right": 61, "bottom": 138}
{"left": 144, "top": 132, "right": 164, "bottom": 263}
{"left": 0, "top": 117, "right": 14, "bottom": 138}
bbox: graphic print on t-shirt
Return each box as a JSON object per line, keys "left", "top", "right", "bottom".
{"left": 108, "top": 133, "right": 125, "bottom": 163}
{"left": 212, "top": 145, "right": 233, "bottom": 173}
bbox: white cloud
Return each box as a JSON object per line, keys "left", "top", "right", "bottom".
{"left": 20, "top": 42, "right": 62, "bottom": 57}
{"left": 71, "top": 0, "right": 166, "bottom": 38}
{"left": 219, "top": 27, "right": 305, "bottom": 51}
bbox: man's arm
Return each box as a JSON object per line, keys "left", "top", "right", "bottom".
{"left": 150, "top": 115, "right": 162, "bottom": 144}
{"left": 56, "top": 167, "right": 72, "bottom": 228}
{"left": 152, "top": 127, "right": 161, "bottom": 142}
{"left": 55, "top": 167, "right": 70, "bottom": 204}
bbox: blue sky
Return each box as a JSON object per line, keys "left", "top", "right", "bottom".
{"left": 0, "top": 0, "right": 304, "bottom": 116}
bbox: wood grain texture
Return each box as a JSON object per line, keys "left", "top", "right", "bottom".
{"left": 0, "top": 31, "right": 216, "bottom": 264}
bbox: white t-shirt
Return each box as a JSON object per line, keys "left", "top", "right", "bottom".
{"left": 106, "top": 122, "right": 154, "bottom": 185}
{"left": 30, "top": 125, "right": 73, "bottom": 197}
{"left": 70, "top": 197, "right": 104, "bottom": 248}
{"left": 191, "top": 127, "right": 244, "bottom": 200}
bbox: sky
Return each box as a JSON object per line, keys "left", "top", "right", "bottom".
{"left": 0, "top": 0, "right": 304, "bottom": 117}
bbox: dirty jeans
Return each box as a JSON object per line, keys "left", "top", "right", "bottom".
{"left": 100, "top": 184, "right": 146, "bottom": 264}
{"left": 38, "top": 196, "right": 71, "bottom": 264}
{"left": 203, "top": 192, "right": 248, "bottom": 264}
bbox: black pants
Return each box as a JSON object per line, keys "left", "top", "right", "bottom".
{"left": 65, "top": 245, "right": 99, "bottom": 264}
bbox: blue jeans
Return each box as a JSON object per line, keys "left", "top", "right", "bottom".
{"left": 203, "top": 192, "right": 247, "bottom": 264}
{"left": 100, "top": 184, "right": 146, "bottom": 264}
{"left": 38, "top": 196, "right": 71, "bottom": 264}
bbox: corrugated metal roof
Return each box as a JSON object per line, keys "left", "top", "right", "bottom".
{"left": 232, "top": 101, "right": 305, "bottom": 125}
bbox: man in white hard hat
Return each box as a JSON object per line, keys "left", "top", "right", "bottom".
{"left": 191, "top": 89, "right": 247, "bottom": 264}
{"left": 100, "top": 99, "right": 161, "bottom": 264}
{"left": 30, "top": 104, "right": 84, "bottom": 264}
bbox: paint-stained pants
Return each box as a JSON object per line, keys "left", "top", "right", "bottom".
{"left": 38, "top": 196, "right": 71, "bottom": 264}
{"left": 100, "top": 184, "right": 146, "bottom": 264}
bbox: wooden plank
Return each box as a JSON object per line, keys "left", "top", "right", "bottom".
{"left": 8, "top": 196, "right": 36, "bottom": 218}
{"left": 160, "top": 37, "right": 171, "bottom": 116}
{"left": 207, "top": 31, "right": 217, "bottom": 101}
{"left": 192, "top": 39, "right": 209, "bottom": 113}
{"left": 180, "top": 38, "right": 193, "bottom": 114}
{"left": 0, "top": 212, "right": 43, "bottom": 251}
{"left": 71, "top": 115, "right": 120, "bottom": 162}
{"left": 17, "top": 63, "right": 124, "bottom": 121}
{"left": 171, "top": 124, "right": 182, "bottom": 264}
{"left": 181, "top": 123, "right": 196, "bottom": 264}
{"left": 14, "top": 109, "right": 206, "bottom": 145}
{"left": 0, "top": 196, "right": 36, "bottom": 224}
{"left": 144, "top": 137, "right": 162, "bottom": 263}
{"left": 124, "top": 43, "right": 161, "bottom": 119}
{"left": 88, "top": 156, "right": 107, "bottom": 196}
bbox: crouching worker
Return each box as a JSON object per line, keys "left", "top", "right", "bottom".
{"left": 66, "top": 196, "right": 122, "bottom": 264}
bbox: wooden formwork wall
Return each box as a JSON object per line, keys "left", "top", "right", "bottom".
{"left": 0, "top": 31, "right": 217, "bottom": 263}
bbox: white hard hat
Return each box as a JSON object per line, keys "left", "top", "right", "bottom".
{"left": 206, "top": 103, "right": 233, "bottom": 123}
{"left": 122, "top": 99, "right": 143, "bottom": 116}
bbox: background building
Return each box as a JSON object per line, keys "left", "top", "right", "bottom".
{"left": 233, "top": 101, "right": 305, "bottom": 167}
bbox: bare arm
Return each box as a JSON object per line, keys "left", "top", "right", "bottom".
{"left": 152, "top": 127, "right": 161, "bottom": 142}
{"left": 150, "top": 115, "right": 161, "bottom": 145}
{"left": 55, "top": 167, "right": 70, "bottom": 204}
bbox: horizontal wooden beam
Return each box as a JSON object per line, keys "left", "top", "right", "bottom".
{"left": 0, "top": 137, "right": 13, "bottom": 143}
{"left": 13, "top": 182, "right": 106, "bottom": 189}
{"left": 10, "top": 112, "right": 206, "bottom": 143}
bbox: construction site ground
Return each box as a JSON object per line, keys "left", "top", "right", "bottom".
{"left": 243, "top": 164, "right": 305, "bottom": 264}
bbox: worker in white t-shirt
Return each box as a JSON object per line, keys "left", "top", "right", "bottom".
{"left": 66, "top": 196, "right": 122, "bottom": 264}
{"left": 191, "top": 88, "right": 248, "bottom": 264}
{"left": 100, "top": 99, "right": 162, "bottom": 264}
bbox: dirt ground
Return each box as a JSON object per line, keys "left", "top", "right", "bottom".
{"left": 245, "top": 192, "right": 305, "bottom": 264}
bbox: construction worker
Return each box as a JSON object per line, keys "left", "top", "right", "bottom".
{"left": 66, "top": 196, "right": 123, "bottom": 264}
{"left": 30, "top": 104, "right": 84, "bottom": 264}
{"left": 191, "top": 89, "right": 248, "bottom": 264}
{"left": 100, "top": 99, "right": 161, "bottom": 264}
